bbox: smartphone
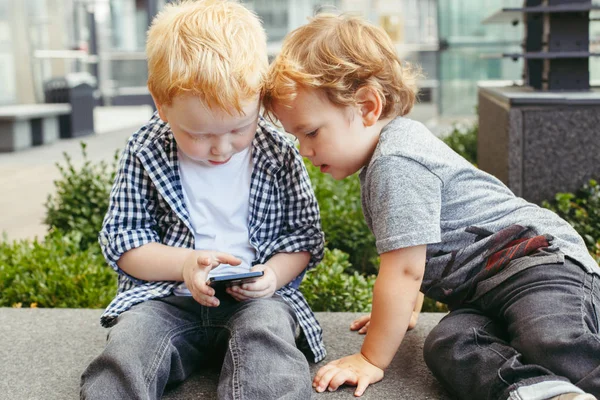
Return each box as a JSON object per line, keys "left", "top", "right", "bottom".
{"left": 207, "top": 271, "right": 264, "bottom": 288}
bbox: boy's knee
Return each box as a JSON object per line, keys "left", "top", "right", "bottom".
{"left": 424, "top": 310, "right": 491, "bottom": 365}
{"left": 423, "top": 323, "right": 452, "bottom": 368}
{"left": 231, "top": 297, "right": 296, "bottom": 333}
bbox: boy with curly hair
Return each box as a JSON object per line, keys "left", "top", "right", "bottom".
{"left": 263, "top": 13, "right": 600, "bottom": 400}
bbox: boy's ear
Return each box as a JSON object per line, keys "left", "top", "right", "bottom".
{"left": 151, "top": 94, "right": 168, "bottom": 122}
{"left": 355, "top": 86, "right": 383, "bottom": 127}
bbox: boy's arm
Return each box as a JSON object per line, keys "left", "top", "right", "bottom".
{"left": 264, "top": 251, "right": 311, "bottom": 289}
{"left": 119, "top": 243, "right": 241, "bottom": 307}
{"left": 313, "top": 244, "right": 426, "bottom": 397}
{"left": 227, "top": 251, "right": 310, "bottom": 301}
{"left": 410, "top": 291, "right": 425, "bottom": 329}
{"left": 351, "top": 291, "right": 424, "bottom": 334}
{"left": 118, "top": 243, "right": 192, "bottom": 281}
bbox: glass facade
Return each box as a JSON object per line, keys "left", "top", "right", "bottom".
{"left": 437, "top": 0, "right": 523, "bottom": 116}
{"left": 592, "top": 4, "right": 600, "bottom": 82}
{"left": 0, "top": 0, "right": 15, "bottom": 105}
{"left": 2, "top": 0, "right": 599, "bottom": 117}
{"left": 102, "top": 0, "right": 150, "bottom": 89}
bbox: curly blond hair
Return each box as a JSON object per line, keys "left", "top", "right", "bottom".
{"left": 147, "top": 0, "right": 267, "bottom": 114}
{"left": 263, "top": 13, "right": 420, "bottom": 120}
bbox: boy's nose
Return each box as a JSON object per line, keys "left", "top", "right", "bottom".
{"left": 211, "top": 139, "right": 231, "bottom": 156}
{"left": 298, "top": 141, "right": 314, "bottom": 157}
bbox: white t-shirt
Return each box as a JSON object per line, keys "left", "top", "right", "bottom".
{"left": 174, "top": 146, "right": 256, "bottom": 296}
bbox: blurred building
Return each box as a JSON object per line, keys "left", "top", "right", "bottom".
{"left": 0, "top": 0, "right": 598, "bottom": 118}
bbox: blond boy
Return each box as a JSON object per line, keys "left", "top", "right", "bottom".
{"left": 80, "top": 1, "right": 325, "bottom": 398}
{"left": 263, "top": 13, "right": 600, "bottom": 400}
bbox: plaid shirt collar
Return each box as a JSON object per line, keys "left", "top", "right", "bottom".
{"left": 136, "top": 116, "right": 284, "bottom": 237}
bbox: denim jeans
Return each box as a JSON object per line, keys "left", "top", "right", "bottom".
{"left": 424, "top": 258, "right": 600, "bottom": 400}
{"left": 80, "top": 292, "right": 311, "bottom": 399}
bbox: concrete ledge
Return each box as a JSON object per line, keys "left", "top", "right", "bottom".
{"left": 0, "top": 309, "right": 452, "bottom": 399}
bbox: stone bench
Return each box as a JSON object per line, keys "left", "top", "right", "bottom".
{"left": 0, "top": 104, "right": 71, "bottom": 152}
{"left": 0, "top": 309, "right": 452, "bottom": 399}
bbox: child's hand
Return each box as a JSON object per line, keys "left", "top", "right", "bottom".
{"left": 227, "top": 264, "right": 277, "bottom": 301}
{"left": 182, "top": 250, "right": 241, "bottom": 307}
{"left": 313, "top": 353, "right": 384, "bottom": 397}
{"left": 408, "top": 310, "right": 419, "bottom": 330}
{"left": 350, "top": 314, "right": 371, "bottom": 334}
{"left": 350, "top": 311, "right": 419, "bottom": 334}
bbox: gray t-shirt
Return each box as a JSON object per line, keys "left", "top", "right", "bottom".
{"left": 359, "top": 116, "right": 600, "bottom": 305}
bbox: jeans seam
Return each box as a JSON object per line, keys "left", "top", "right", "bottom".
{"left": 143, "top": 322, "right": 203, "bottom": 389}
{"left": 585, "top": 274, "right": 600, "bottom": 346}
{"left": 592, "top": 274, "right": 600, "bottom": 332}
{"left": 473, "top": 323, "right": 511, "bottom": 388}
{"left": 228, "top": 329, "right": 242, "bottom": 400}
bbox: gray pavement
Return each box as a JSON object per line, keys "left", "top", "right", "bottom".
{"left": 0, "top": 308, "right": 451, "bottom": 400}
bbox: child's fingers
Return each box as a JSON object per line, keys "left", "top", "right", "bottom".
{"left": 313, "top": 364, "right": 336, "bottom": 388}
{"left": 196, "top": 253, "right": 241, "bottom": 269}
{"left": 227, "top": 290, "right": 246, "bottom": 302}
{"left": 354, "top": 377, "right": 371, "bottom": 397}
{"left": 191, "top": 290, "right": 219, "bottom": 307}
{"left": 358, "top": 321, "right": 370, "bottom": 334}
{"left": 241, "top": 276, "right": 272, "bottom": 293}
{"left": 315, "top": 366, "right": 343, "bottom": 393}
{"left": 407, "top": 311, "right": 419, "bottom": 330}
{"left": 196, "top": 256, "right": 214, "bottom": 268}
{"left": 215, "top": 252, "right": 242, "bottom": 265}
{"left": 327, "top": 369, "right": 356, "bottom": 391}
{"left": 191, "top": 276, "right": 219, "bottom": 307}
{"left": 227, "top": 286, "right": 268, "bottom": 299}
{"left": 350, "top": 314, "right": 371, "bottom": 331}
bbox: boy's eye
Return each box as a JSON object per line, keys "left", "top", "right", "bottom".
{"left": 305, "top": 129, "right": 318, "bottom": 138}
{"left": 188, "top": 132, "right": 207, "bottom": 141}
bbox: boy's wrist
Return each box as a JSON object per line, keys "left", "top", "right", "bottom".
{"left": 360, "top": 348, "right": 388, "bottom": 371}
{"left": 263, "top": 262, "right": 282, "bottom": 287}
{"left": 180, "top": 249, "right": 198, "bottom": 281}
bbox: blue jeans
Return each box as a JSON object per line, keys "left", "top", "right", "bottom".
{"left": 424, "top": 258, "right": 600, "bottom": 400}
{"left": 80, "top": 293, "right": 311, "bottom": 399}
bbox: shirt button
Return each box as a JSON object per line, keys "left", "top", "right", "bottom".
{"left": 100, "top": 237, "right": 109, "bottom": 245}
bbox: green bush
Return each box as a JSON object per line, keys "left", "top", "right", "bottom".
{"left": 305, "top": 160, "right": 379, "bottom": 275}
{"left": 422, "top": 296, "right": 448, "bottom": 313}
{"left": 301, "top": 248, "right": 376, "bottom": 312}
{"left": 0, "top": 232, "right": 115, "bottom": 308}
{"left": 442, "top": 122, "right": 478, "bottom": 165}
{"left": 45, "top": 142, "right": 118, "bottom": 250}
{"left": 542, "top": 179, "right": 600, "bottom": 263}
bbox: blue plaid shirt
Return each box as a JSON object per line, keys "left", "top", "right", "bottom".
{"left": 98, "top": 113, "right": 326, "bottom": 362}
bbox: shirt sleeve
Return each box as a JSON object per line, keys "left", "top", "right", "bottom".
{"left": 365, "top": 155, "right": 443, "bottom": 254}
{"left": 261, "top": 145, "right": 325, "bottom": 272}
{"left": 98, "top": 142, "right": 161, "bottom": 281}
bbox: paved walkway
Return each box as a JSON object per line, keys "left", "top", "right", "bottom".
{"left": 0, "top": 308, "right": 451, "bottom": 400}
{"left": 0, "top": 106, "right": 154, "bottom": 241}
{"left": 0, "top": 103, "right": 466, "bottom": 242}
